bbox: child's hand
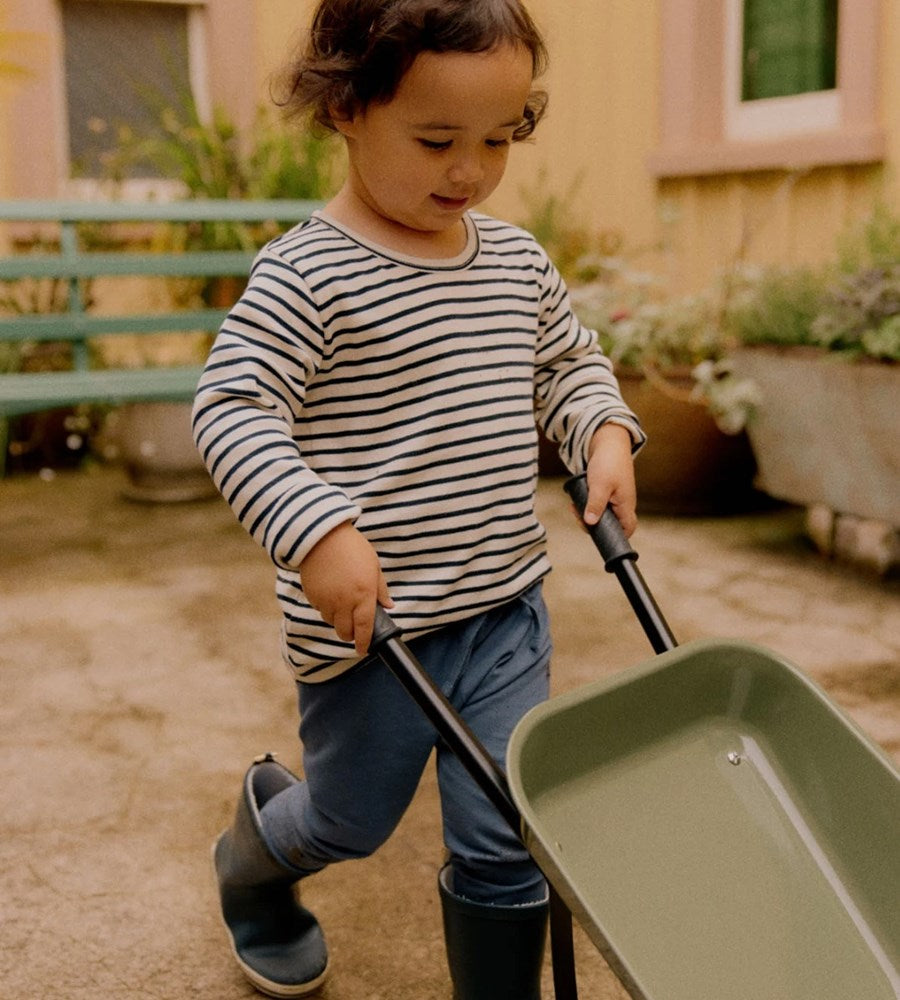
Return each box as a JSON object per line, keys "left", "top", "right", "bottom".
{"left": 581, "top": 423, "right": 638, "bottom": 537}
{"left": 299, "top": 521, "right": 394, "bottom": 656}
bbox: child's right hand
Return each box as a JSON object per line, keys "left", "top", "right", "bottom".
{"left": 299, "top": 521, "right": 394, "bottom": 656}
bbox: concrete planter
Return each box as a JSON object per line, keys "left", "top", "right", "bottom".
{"left": 107, "top": 401, "right": 216, "bottom": 503}
{"left": 730, "top": 348, "right": 899, "bottom": 526}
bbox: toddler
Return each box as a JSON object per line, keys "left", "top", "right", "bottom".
{"left": 193, "top": 1, "right": 643, "bottom": 997}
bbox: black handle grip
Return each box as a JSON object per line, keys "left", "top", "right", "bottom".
{"left": 372, "top": 604, "right": 402, "bottom": 645}
{"left": 564, "top": 474, "right": 677, "bottom": 654}
{"left": 563, "top": 474, "right": 637, "bottom": 571}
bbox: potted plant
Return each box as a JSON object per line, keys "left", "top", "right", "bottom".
{"left": 0, "top": 234, "right": 103, "bottom": 473}
{"left": 724, "top": 208, "right": 899, "bottom": 570}
{"left": 516, "top": 176, "right": 761, "bottom": 513}
{"left": 91, "top": 96, "right": 337, "bottom": 500}
{"left": 570, "top": 274, "right": 761, "bottom": 514}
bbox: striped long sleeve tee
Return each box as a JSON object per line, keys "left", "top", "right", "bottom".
{"left": 192, "top": 211, "right": 644, "bottom": 680}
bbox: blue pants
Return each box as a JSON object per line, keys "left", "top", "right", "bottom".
{"left": 260, "top": 583, "right": 551, "bottom": 905}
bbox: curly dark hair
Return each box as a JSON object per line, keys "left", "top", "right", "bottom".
{"left": 275, "top": 0, "right": 548, "bottom": 141}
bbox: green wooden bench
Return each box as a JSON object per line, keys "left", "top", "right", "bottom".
{"left": 0, "top": 198, "right": 322, "bottom": 472}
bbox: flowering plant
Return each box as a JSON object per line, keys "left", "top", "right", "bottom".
{"left": 724, "top": 206, "right": 900, "bottom": 363}
{"left": 568, "top": 262, "right": 759, "bottom": 434}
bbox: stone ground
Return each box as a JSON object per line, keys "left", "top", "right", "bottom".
{"left": 1, "top": 466, "right": 897, "bottom": 1000}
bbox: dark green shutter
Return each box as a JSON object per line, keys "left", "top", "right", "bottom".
{"left": 741, "top": 0, "right": 838, "bottom": 101}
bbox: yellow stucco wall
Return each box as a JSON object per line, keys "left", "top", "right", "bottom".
{"left": 496, "top": 0, "right": 898, "bottom": 293}
{"left": 485, "top": 0, "right": 662, "bottom": 263}
{"left": 496, "top": 0, "right": 898, "bottom": 294}
{"left": 2, "top": 0, "right": 897, "bottom": 295}
{"left": 657, "top": 165, "right": 891, "bottom": 293}
{"left": 253, "top": 0, "right": 314, "bottom": 97}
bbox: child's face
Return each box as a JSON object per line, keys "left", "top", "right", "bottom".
{"left": 334, "top": 44, "right": 534, "bottom": 247}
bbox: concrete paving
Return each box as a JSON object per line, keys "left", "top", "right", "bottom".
{"left": 1, "top": 466, "right": 897, "bottom": 1000}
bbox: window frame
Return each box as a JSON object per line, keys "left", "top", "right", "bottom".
{"left": 648, "top": 0, "right": 884, "bottom": 178}
{"left": 723, "top": 0, "right": 841, "bottom": 142}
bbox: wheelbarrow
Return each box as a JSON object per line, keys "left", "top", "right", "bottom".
{"left": 369, "top": 475, "right": 900, "bottom": 1000}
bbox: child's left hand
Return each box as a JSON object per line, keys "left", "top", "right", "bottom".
{"left": 580, "top": 423, "right": 638, "bottom": 537}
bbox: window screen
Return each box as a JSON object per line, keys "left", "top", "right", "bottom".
{"left": 741, "top": 0, "right": 838, "bottom": 102}
{"left": 61, "top": 0, "right": 192, "bottom": 177}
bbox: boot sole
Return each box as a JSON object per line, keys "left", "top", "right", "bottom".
{"left": 211, "top": 837, "right": 330, "bottom": 998}
{"left": 236, "top": 957, "right": 329, "bottom": 999}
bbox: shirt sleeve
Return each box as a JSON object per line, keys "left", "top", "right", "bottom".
{"left": 191, "top": 250, "right": 360, "bottom": 570}
{"left": 533, "top": 254, "right": 646, "bottom": 473}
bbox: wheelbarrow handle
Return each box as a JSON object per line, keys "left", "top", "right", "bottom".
{"left": 369, "top": 605, "right": 579, "bottom": 1000}
{"left": 564, "top": 474, "right": 678, "bottom": 654}
{"left": 563, "top": 474, "right": 638, "bottom": 571}
{"left": 371, "top": 605, "right": 520, "bottom": 832}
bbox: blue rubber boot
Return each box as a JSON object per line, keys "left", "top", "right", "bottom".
{"left": 213, "top": 754, "right": 328, "bottom": 997}
{"left": 438, "top": 866, "right": 548, "bottom": 1000}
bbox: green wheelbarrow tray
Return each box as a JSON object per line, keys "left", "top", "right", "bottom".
{"left": 507, "top": 636, "right": 900, "bottom": 1000}
{"left": 369, "top": 474, "right": 900, "bottom": 1000}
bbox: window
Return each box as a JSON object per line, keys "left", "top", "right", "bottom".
{"left": 650, "top": 0, "right": 883, "bottom": 177}
{"left": 60, "top": 0, "right": 209, "bottom": 187}
{"left": 724, "top": 0, "right": 840, "bottom": 142}
{"left": 741, "top": 0, "right": 837, "bottom": 101}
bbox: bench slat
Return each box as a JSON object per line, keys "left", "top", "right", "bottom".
{"left": 0, "top": 250, "right": 256, "bottom": 281}
{"left": 0, "top": 198, "right": 321, "bottom": 224}
{"left": 0, "top": 366, "right": 203, "bottom": 417}
{"left": 0, "top": 308, "right": 228, "bottom": 342}
{"left": 0, "top": 200, "right": 321, "bottom": 461}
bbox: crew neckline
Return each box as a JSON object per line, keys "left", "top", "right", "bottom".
{"left": 312, "top": 210, "right": 480, "bottom": 270}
